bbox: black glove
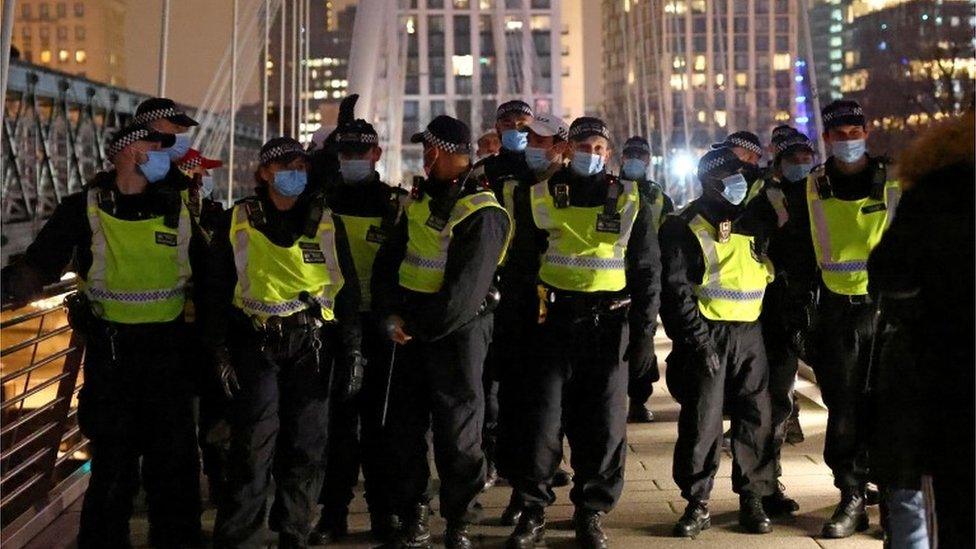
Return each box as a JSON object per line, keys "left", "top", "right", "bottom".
{"left": 785, "top": 290, "right": 817, "bottom": 361}
{"left": 339, "top": 350, "right": 365, "bottom": 401}
{"left": 213, "top": 346, "right": 240, "bottom": 400}
{"left": 624, "top": 334, "right": 656, "bottom": 376}
{"left": 691, "top": 341, "right": 722, "bottom": 377}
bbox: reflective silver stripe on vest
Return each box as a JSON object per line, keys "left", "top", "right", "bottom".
{"left": 885, "top": 184, "right": 900, "bottom": 229}
{"left": 232, "top": 207, "right": 253, "bottom": 300}
{"left": 693, "top": 215, "right": 764, "bottom": 302}
{"left": 766, "top": 187, "right": 789, "bottom": 228}
{"left": 543, "top": 254, "right": 626, "bottom": 270}
{"left": 240, "top": 295, "right": 332, "bottom": 317}
{"left": 809, "top": 197, "right": 835, "bottom": 269}
{"left": 87, "top": 286, "right": 186, "bottom": 303}
{"left": 86, "top": 192, "right": 108, "bottom": 291}
{"left": 531, "top": 183, "right": 553, "bottom": 228}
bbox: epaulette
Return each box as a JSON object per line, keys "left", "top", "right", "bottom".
{"left": 811, "top": 163, "right": 832, "bottom": 199}
{"left": 603, "top": 173, "right": 622, "bottom": 217}
{"left": 868, "top": 156, "right": 890, "bottom": 201}
{"left": 238, "top": 197, "right": 267, "bottom": 230}
{"left": 409, "top": 176, "right": 425, "bottom": 200}
{"left": 303, "top": 191, "right": 327, "bottom": 239}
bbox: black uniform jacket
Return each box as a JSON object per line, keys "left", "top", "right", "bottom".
{"left": 1, "top": 169, "right": 206, "bottom": 307}
{"left": 508, "top": 167, "right": 662, "bottom": 342}
{"left": 371, "top": 171, "right": 512, "bottom": 343}
{"left": 198, "top": 186, "right": 361, "bottom": 354}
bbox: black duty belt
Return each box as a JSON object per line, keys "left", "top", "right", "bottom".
{"left": 545, "top": 289, "right": 630, "bottom": 316}
{"left": 822, "top": 290, "right": 872, "bottom": 306}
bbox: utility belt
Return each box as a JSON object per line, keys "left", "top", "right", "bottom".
{"left": 820, "top": 287, "right": 872, "bottom": 306}
{"left": 238, "top": 307, "right": 333, "bottom": 373}
{"left": 538, "top": 286, "right": 630, "bottom": 325}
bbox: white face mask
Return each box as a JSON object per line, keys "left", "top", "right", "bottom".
{"left": 200, "top": 174, "right": 215, "bottom": 197}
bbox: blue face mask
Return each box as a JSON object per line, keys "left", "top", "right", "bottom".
{"left": 501, "top": 129, "right": 528, "bottom": 152}
{"left": 340, "top": 159, "right": 373, "bottom": 183}
{"left": 139, "top": 150, "right": 172, "bottom": 183}
{"left": 831, "top": 138, "right": 866, "bottom": 164}
{"left": 200, "top": 174, "right": 215, "bottom": 197}
{"left": 272, "top": 169, "right": 307, "bottom": 197}
{"left": 720, "top": 173, "right": 749, "bottom": 205}
{"left": 571, "top": 151, "right": 605, "bottom": 177}
{"left": 781, "top": 161, "right": 814, "bottom": 183}
{"left": 622, "top": 158, "right": 647, "bottom": 180}
{"left": 166, "top": 134, "right": 191, "bottom": 161}
{"left": 525, "top": 147, "right": 553, "bottom": 173}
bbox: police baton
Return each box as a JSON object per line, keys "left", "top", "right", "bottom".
{"left": 380, "top": 341, "right": 396, "bottom": 428}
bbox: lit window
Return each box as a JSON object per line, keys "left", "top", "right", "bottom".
{"left": 714, "top": 110, "right": 727, "bottom": 128}
{"left": 735, "top": 72, "right": 747, "bottom": 87}
{"left": 59, "top": 49, "right": 70, "bottom": 62}
{"left": 773, "top": 53, "right": 791, "bottom": 70}
{"left": 694, "top": 55, "right": 706, "bottom": 71}
{"left": 75, "top": 49, "right": 86, "bottom": 63}
{"left": 40, "top": 50, "right": 52, "bottom": 63}
{"left": 697, "top": 110, "right": 706, "bottom": 123}
{"left": 691, "top": 73, "right": 705, "bottom": 87}
{"left": 452, "top": 54, "right": 474, "bottom": 76}
{"left": 829, "top": 37, "right": 841, "bottom": 47}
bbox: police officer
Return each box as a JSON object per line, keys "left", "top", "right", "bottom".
{"left": 505, "top": 117, "right": 661, "bottom": 549}
{"left": 310, "top": 120, "right": 405, "bottom": 544}
{"left": 801, "top": 100, "right": 900, "bottom": 538}
{"left": 201, "top": 137, "right": 363, "bottom": 548}
{"left": 490, "top": 112, "right": 571, "bottom": 525}
{"left": 1, "top": 125, "right": 204, "bottom": 548}
{"left": 740, "top": 128, "right": 819, "bottom": 518}
{"left": 371, "top": 115, "right": 512, "bottom": 549}
{"left": 618, "top": 135, "right": 674, "bottom": 423}
{"left": 660, "top": 147, "right": 776, "bottom": 537}
{"left": 482, "top": 100, "right": 534, "bottom": 186}
{"left": 712, "top": 131, "right": 765, "bottom": 198}
{"left": 175, "top": 148, "right": 225, "bottom": 239}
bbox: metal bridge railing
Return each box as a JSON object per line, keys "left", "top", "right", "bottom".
{"left": 0, "top": 278, "right": 88, "bottom": 549}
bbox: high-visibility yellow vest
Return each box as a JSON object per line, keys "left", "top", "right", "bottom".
{"left": 806, "top": 169, "right": 901, "bottom": 296}
{"left": 336, "top": 214, "right": 385, "bottom": 311}
{"left": 230, "top": 202, "right": 344, "bottom": 322}
{"left": 81, "top": 189, "right": 191, "bottom": 324}
{"left": 688, "top": 214, "right": 774, "bottom": 322}
{"left": 399, "top": 190, "right": 512, "bottom": 294}
{"left": 746, "top": 179, "right": 790, "bottom": 228}
{"left": 625, "top": 179, "right": 666, "bottom": 231}
{"left": 530, "top": 180, "right": 640, "bottom": 293}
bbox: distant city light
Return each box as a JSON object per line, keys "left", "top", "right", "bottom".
{"left": 671, "top": 151, "right": 697, "bottom": 179}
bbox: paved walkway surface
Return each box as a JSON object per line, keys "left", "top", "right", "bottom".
{"left": 27, "top": 331, "right": 883, "bottom": 548}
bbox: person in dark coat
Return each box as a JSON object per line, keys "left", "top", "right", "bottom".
{"left": 867, "top": 111, "right": 975, "bottom": 549}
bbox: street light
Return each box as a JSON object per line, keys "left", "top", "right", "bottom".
{"left": 670, "top": 150, "right": 697, "bottom": 178}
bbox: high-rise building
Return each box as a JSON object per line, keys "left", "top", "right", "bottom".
{"left": 603, "top": 0, "right": 809, "bottom": 191}
{"left": 347, "top": 0, "right": 564, "bottom": 179}
{"left": 810, "top": 0, "right": 851, "bottom": 106}
{"left": 11, "top": 0, "right": 128, "bottom": 86}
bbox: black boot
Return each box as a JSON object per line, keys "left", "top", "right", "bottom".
{"left": 673, "top": 500, "right": 710, "bottom": 538}
{"left": 551, "top": 467, "right": 572, "bottom": 488}
{"left": 821, "top": 488, "right": 869, "bottom": 539}
{"left": 484, "top": 461, "right": 499, "bottom": 491}
{"left": 500, "top": 500, "right": 523, "bottom": 527}
{"left": 309, "top": 509, "right": 348, "bottom": 545}
{"left": 573, "top": 509, "right": 609, "bottom": 549}
{"left": 444, "top": 522, "right": 473, "bottom": 549}
{"left": 739, "top": 495, "right": 773, "bottom": 534}
{"left": 784, "top": 415, "right": 805, "bottom": 444}
{"left": 762, "top": 483, "right": 800, "bottom": 516}
{"left": 627, "top": 398, "right": 654, "bottom": 423}
{"left": 506, "top": 507, "right": 545, "bottom": 549}
{"left": 369, "top": 511, "right": 402, "bottom": 543}
{"left": 391, "top": 503, "right": 432, "bottom": 548}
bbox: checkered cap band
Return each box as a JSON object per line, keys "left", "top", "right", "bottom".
{"left": 823, "top": 105, "right": 864, "bottom": 124}
{"left": 569, "top": 121, "right": 611, "bottom": 141}
{"left": 260, "top": 143, "right": 306, "bottom": 164}
{"left": 775, "top": 134, "right": 813, "bottom": 155}
{"left": 496, "top": 101, "right": 533, "bottom": 119}
{"left": 337, "top": 131, "right": 378, "bottom": 145}
{"left": 108, "top": 128, "right": 152, "bottom": 158}
{"left": 699, "top": 153, "right": 737, "bottom": 179}
{"left": 624, "top": 139, "right": 651, "bottom": 154}
{"left": 422, "top": 129, "right": 471, "bottom": 154}
{"left": 131, "top": 107, "right": 183, "bottom": 127}
{"left": 178, "top": 156, "right": 202, "bottom": 171}
{"left": 727, "top": 136, "right": 764, "bottom": 157}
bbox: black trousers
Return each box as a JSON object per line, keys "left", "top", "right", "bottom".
{"left": 510, "top": 309, "right": 628, "bottom": 513}
{"left": 760, "top": 281, "right": 800, "bottom": 479}
{"left": 386, "top": 313, "right": 492, "bottom": 524}
{"left": 77, "top": 322, "right": 201, "bottom": 549}
{"left": 317, "top": 313, "right": 395, "bottom": 519}
{"left": 668, "top": 321, "right": 775, "bottom": 502}
{"left": 622, "top": 322, "right": 660, "bottom": 404}
{"left": 214, "top": 321, "right": 333, "bottom": 549}
{"left": 810, "top": 291, "right": 874, "bottom": 490}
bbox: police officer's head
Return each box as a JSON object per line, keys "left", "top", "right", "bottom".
{"left": 568, "top": 117, "right": 612, "bottom": 178}
{"left": 495, "top": 100, "right": 533, "bottom": 153}
{"left": 698, "top": 147, "right": 750, "bottom": 207}
{"left": 620, "top": 136, "right": 651, "bottom": 180}
{"left": 771, "top": 128, "right": 816, "bottom": 183}
{"left": 107, "top": 125, "right": 176, "bottom": 183}
{"left": 711, "top": 131, "right": 763, "bottom": 167}
{"left": 822, "top": 99, "right": 869, "bottom": 165}
{"left": 410, "top": 115, "right": 472, "bottom": 182}
{"left": 256, "top": 137, "right": 309, "bottom": 204}
{"left": 133, "top": 97, "right": 199, "bottom": 135}
{"left": 336, "top": 119, "right": 382, "bottom": 184}
{"left": 523, "top": 113, "right": 569, "bottom": 174}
